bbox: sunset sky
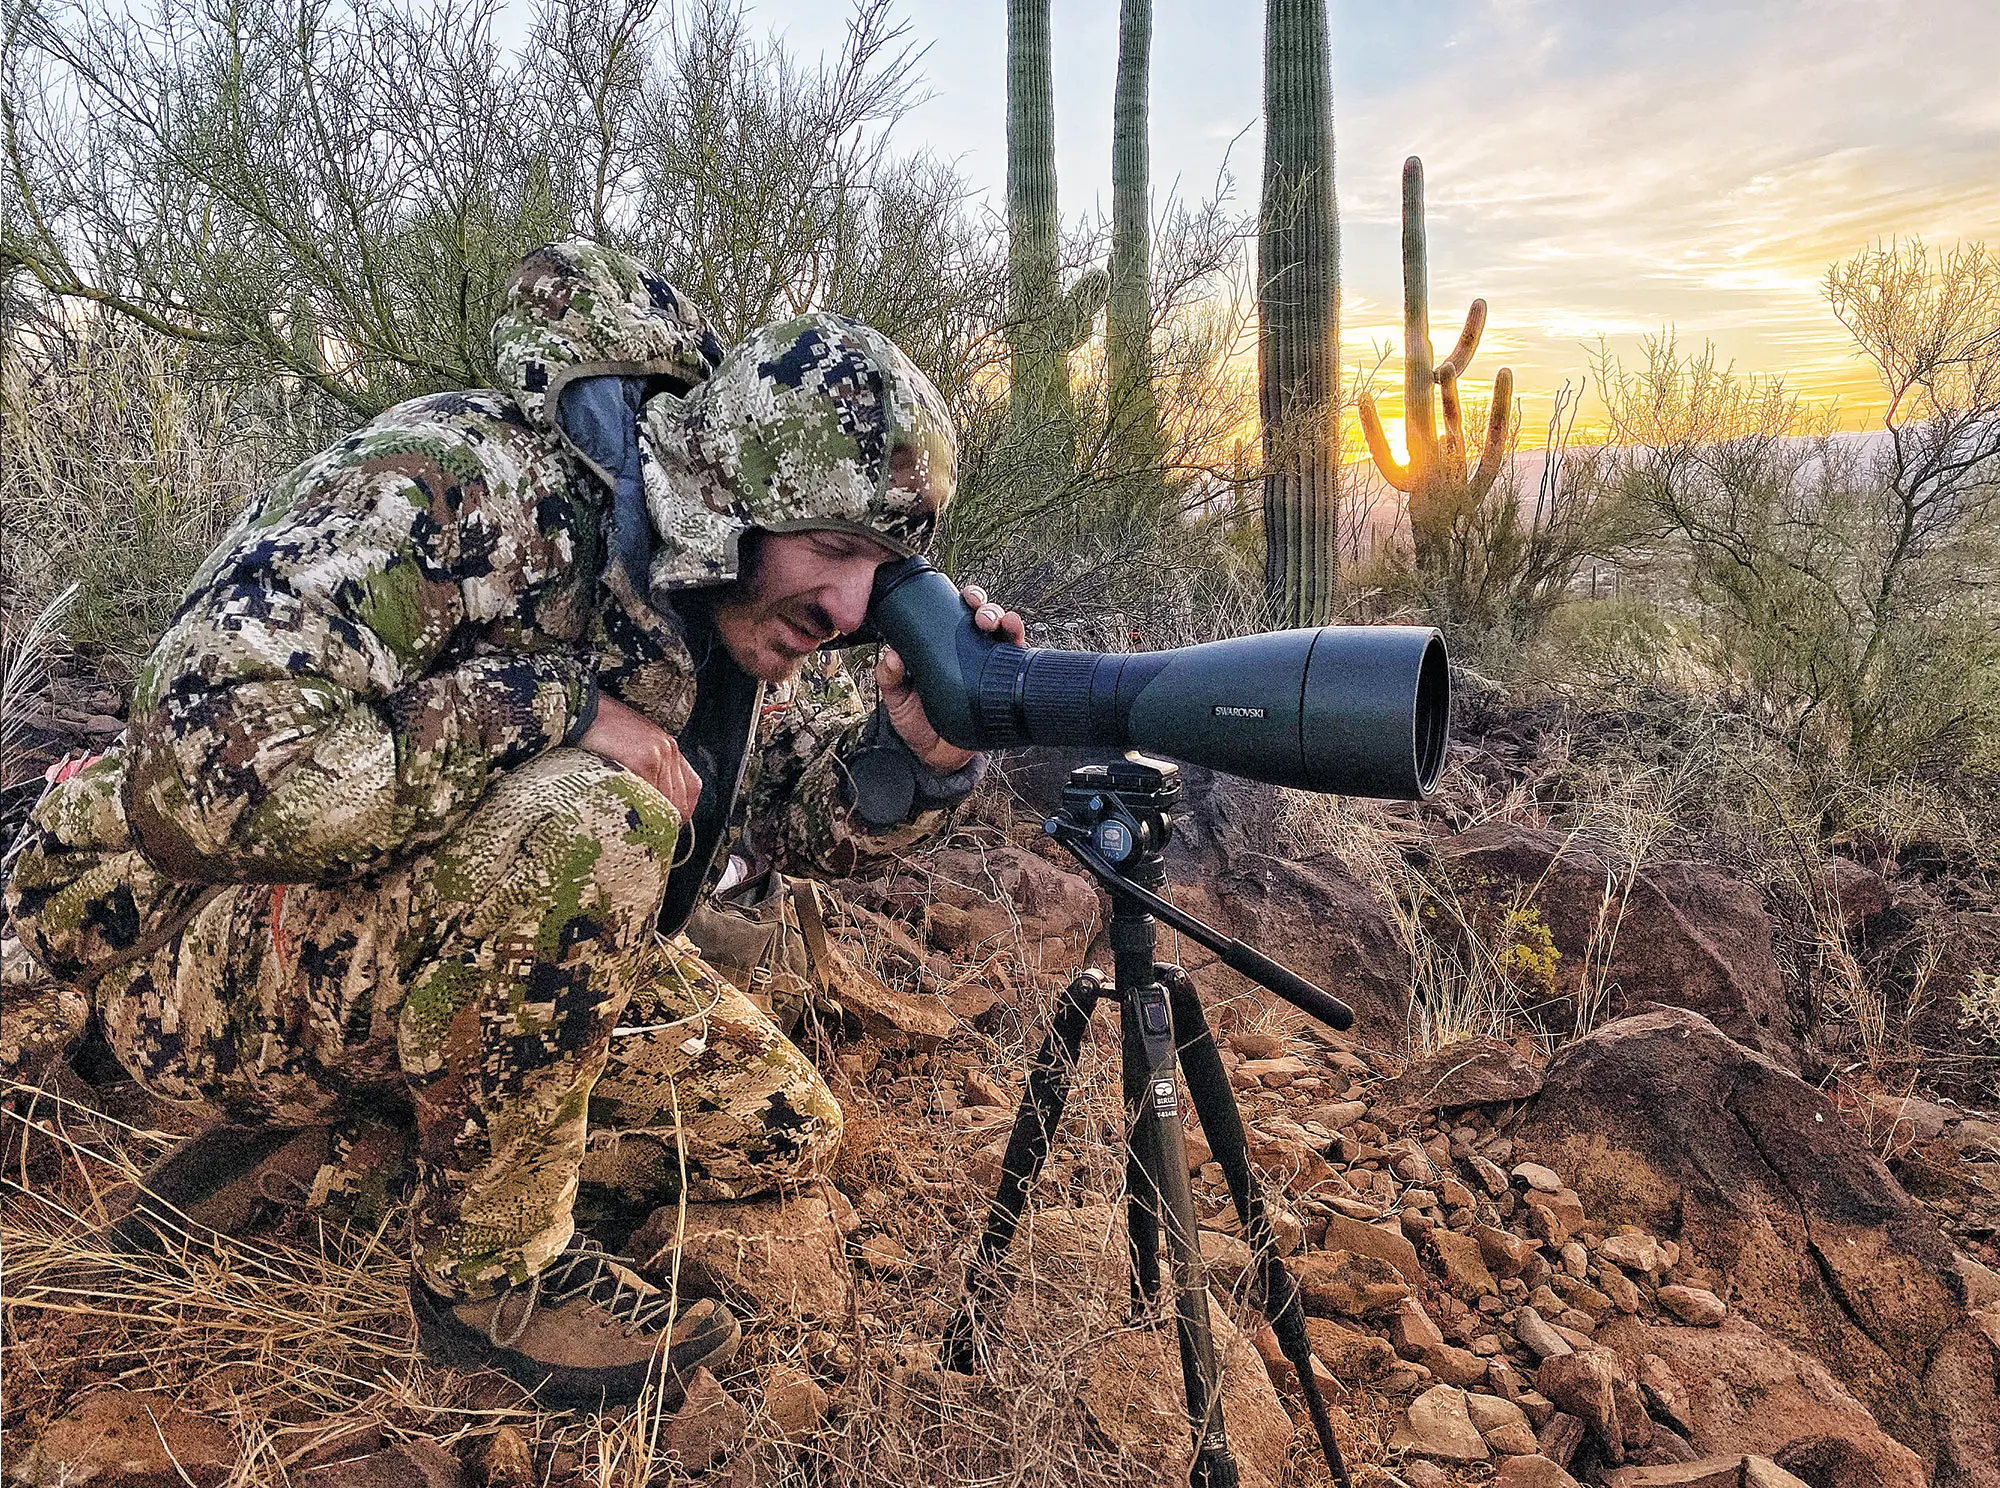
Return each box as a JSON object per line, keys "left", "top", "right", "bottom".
{"left": 746, "top": 0, "right": 2000, "bottom": 449}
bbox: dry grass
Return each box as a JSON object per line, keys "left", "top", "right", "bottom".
{"left": 0, "top": 581, "right": 79, "bottom": 796}
{"left": 1, "top": 1089, "right": 542, "bottom": 1472}
{"left": 0, "top": 316, "right": 271, "bottom": 684}
{"left": 1552, "top": 748, "right": 1709, "bottom": 1039}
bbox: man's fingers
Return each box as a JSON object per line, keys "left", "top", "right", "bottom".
{"left": 670, "top": 752, "right": 703, "bottom": 823}
{"left": 574, "top": 693, "right": 706, "bottom": 823}
{"left": 959, "top": 584, "right": 1026, "bottom": 644}
{"left": 877, "top": 645, "right": 905, "bottom": 688}
{"left": 973, "top": 603, "right": 1026, "bottom": 643}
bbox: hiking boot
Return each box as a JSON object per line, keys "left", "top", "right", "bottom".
{"left": 409, "top": 1238, "right": 740, "bottom": 1409}
{"left": 105, "top": 1123, "right": 332, "bottom": 1255}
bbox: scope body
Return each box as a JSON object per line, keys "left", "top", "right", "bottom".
{"left": 867, "top": 559, "right": 1449, "bottom": 799}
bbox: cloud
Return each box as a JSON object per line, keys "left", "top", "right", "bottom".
{"left": 1329, "top": 0, "right": 2000, "bottom": 427}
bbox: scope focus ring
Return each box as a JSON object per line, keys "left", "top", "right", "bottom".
{"left": 974, "top": 644, "right": 1034, "bottom": 746}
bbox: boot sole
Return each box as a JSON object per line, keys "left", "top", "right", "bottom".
{"left": 408, "top": 1280, "right": 740, "bottom": 1410}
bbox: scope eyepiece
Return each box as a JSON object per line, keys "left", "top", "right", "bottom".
{"left": 866, "top": 558, "right": 1450, "bottom": 799}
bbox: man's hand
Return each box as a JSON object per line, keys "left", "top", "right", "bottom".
{"left": 577, "top": 694, "right": 704, "bottom": 824}
{"left": 876, "top": 584, "right": 1025, "bottom": 773}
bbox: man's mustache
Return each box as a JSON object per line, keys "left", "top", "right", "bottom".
{"left": 786, "top": 604, "right": 839, "bottom": 644}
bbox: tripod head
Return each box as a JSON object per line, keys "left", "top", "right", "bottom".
{"left": 1057, "top": 756, "right": 1180, "bottom": 893}
{"left": 1045, "top": 755, "right": 1356, "bottom": 1033}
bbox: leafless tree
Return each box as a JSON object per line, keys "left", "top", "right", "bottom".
{"left": 1600, "top": 240, "right": 2000, "bottom": 777}
{"left": 0, "top": 0, "right": 984, "bottom": 415}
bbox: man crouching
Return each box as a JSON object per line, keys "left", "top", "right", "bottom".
{"left": 3, "top": 241, "right": 1021, "bottom": 1408}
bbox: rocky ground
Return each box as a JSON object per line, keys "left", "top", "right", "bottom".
{"left": 4, "top": 688, "right": 2000, "bottom": 1487}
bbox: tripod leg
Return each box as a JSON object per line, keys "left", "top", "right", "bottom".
{"left": 1158, "top": 965, "right": 1285, "bottom": 1275}
{"left": 1124, "top": 977, "right": 1239, "bottom": 1488}
{"left": 1162, "top": 964, "right": 1353, "bottom": 1488}
{"left": 940, "top": 969, "right": 1106, "bottom": 1374}
{"left": 1119, "top": 999, "right": 1164, "bottom": 1318}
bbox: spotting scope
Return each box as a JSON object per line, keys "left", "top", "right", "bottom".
{"left": 865, "top": 558, "right": 1450, "bottom": 799}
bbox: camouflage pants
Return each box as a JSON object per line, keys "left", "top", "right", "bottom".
{"left": 12, "top": 748, "right": 842, "bottom": 1300}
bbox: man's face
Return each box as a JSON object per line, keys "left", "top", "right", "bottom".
{"left": 710, "top": 528, "right": 899, "bottom": 682}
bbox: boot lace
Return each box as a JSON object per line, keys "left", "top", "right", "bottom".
{"left": 486, "top": 1237, "right": 681, "bottom": 1347}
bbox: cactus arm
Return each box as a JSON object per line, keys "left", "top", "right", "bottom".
{"left": 1469, "top": 365, "right": 1514, "bottom": 498}
{"left": 1064, "top": 265, "right": 1110, "bottom": 352}
{"left": 1438, "top": 365, "right": 1467, "bottom": 475}
{"left": 1436, "top": 299, "right": 1487, "bottom": 380}
{"left": 1400, "top": 156, "right": 1439, "bottom": 473}
{"left": 1358, "top": 392, "right": 1413, "bottom": 492}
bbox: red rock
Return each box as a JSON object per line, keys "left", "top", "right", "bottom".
{"left": 1229, "top": 1029, "right": 1289, "bottom": 1060}
{"left": 1598, "top": 1232, "right": 1664, "bottom": 1273}
{"left": 1152, "top": 852, "right": 1416, "bottom": 1038}
{"left": 1860, "top": 1093, "right": 1953, "bottom": 1158}
{"left": 963, "top": 1068, "right": 1012, "bottom": 1108}
{"left": 18, "top": 1389, "right": 237, "bottom": 1488}
{"left": 1390, "top": 1297, "right": 1447, "bottom": 1359}
{"left": 1389, "top": 1385, "right": 1490, "bottom": 1462}
{"left": 1427, "top": 823, "right": 1799, "bottom": 1067}
{"left": 1242, "top": 1055, "right": 1310, "bottom": 1089}
{"left": 1302, "top": 1317, "right": 1396, "bottom": 1382}
{"left": 1424, "top": 1344, "right": 1490, "bottom": 1387}
{"left": 1514, "top": 1009, "right": 2000, "bottom": 1486}
{"left": 304, "top": 1440, "right": 467, "bottom": 1488}
{"left": 1637, "top": 1352, "right": 1693, "bottom": 1434}
{"left": 1431, "top": 1228, "right": 1498, "bottom": 1300}
{"left": 761, "top": 1364, "right": 828, "bottom": 1442}
{"left": 1020, "top": 1203, "right": 1295, "bottom": 1488}
{"left": 1538, "top": 1350, "right": 1626, "bottom": 1463}
{"left": 1290, "top": 1248, "right": 1410, "bottom": 1319}
{"left": 822, "top": 939, "right": 955, "bottom": 1046}
{"left": 1657, "top": 1285, "right": 1725, "bottom": 1326}
{"left": 630, "top": 1185, "right": 853, "bottom": 1319}
{"left": 1601, "top": 1461, "right": 1746, "bottom": 1488}
{"left": 1319, "top": 1212, "right": 1423, "bottom": 1284}
{"left": 1827, "top": 857, "right": 1893, "bottom": 924}
{"left": 1496, "top": 1455, "right": 1583, "bottom": 1488}
{"left": 1249, "top": 1132, "right": 1335, "bottom": 1189}
{"left": 1538, "top": 1412, "right": 1587, "bottom": 1470}
{"left": 665, "top": 1368, "right": 747, "bottom": 1469}
{"left": 1375, "top": 1036, "right": 1543, "bottom": 1116}
{"left": 1477, "top": 1223, "right": 1539, "bottom": 1277}
{"left": 1514, "top": 1306, "right": 1573, "bottom": 1360}
{"left": 1593, "top": 1315, "right": 1929, "bottom": 1488}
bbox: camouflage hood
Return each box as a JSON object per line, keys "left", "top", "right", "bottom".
{"left": 637, "top": 313, "right": 957, "bottom": 595}
{"left": 493, "top": 240, "right": 724, "bottom": 436}
{"left": 494, "top": 241, "right": 724, "bottom": 601}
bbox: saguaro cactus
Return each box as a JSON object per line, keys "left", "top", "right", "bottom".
{"left": 1007, "top": 0, "right": 1106, "bottom": 465}
{"left": 1258, "top": 0, "right": 1340, "bottom": 628}
{"left": 1106, "top": 0, "right": 1159, "bottom": 475}
{"left": 1359, "top": 156, "right": 1514, "bottom": 567}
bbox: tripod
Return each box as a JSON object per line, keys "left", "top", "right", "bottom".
{"left": 940, "top": 756, "right": 1354, "bottom": 1488}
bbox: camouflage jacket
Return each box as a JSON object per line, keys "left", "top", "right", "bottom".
{"left": 7, "top": 245, "right": 962, "bottom": 981}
